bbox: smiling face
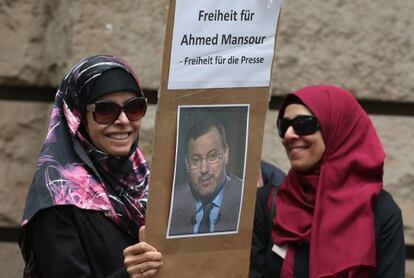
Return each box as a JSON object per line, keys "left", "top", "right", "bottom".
{"left": 86, "top": 91, "right": 141, "bottom": 157}
{"left": 282, "top": 104, "right": 326, "bottom": 172}
{"left": 186, "top": 127, "right": 229, "bottom": 201}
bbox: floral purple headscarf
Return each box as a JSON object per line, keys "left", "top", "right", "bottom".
{"left": 20, "top": 54, "right": 149, "bottom": 237}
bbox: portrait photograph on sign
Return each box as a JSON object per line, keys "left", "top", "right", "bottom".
{"left": 167, "top": 105, "right": 249, "bottom": 239}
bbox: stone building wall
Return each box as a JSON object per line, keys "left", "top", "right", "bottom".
{"left": 0, "top": 0, "right": 413, "bottom": 276}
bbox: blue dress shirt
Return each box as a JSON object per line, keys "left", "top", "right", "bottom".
{"left": 193, "top": 185, "right": 225, "bottom": 233}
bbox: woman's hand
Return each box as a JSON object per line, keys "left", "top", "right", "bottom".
{"left": 123, "top": 226, "right": 163, "bottom": 277}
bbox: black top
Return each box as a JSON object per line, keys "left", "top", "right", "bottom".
{"left": 260, "top": 161, "right": 286, "bottom": 189}
{"left": 249, "top": 188, "right": 405, "bottom": 278}
{"left": 27, "top": 205, "right": 136, "bottom": 278}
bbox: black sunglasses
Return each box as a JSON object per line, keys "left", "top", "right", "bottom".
{"left": 277, "top": 115, "right": 320, "bottom": 138}
{"left": 86, "top": 97, "right": 147, "bottom": 124}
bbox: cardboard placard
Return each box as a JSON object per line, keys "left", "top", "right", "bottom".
{"left": 145, "top": 0, "right": 283, "bottom": 276}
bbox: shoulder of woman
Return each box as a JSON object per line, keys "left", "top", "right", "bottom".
{"left": 375, "top": 190, "right": 403, "bottom": 228}
{"left": 29, "top": 205, "right": 78, "bottom": 228}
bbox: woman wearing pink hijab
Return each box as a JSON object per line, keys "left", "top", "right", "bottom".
{"left": 250, "top": 85, "right": 405, "bottom": 277}
{"left": 20, "top": 55, "right": 162, "bottom": 277}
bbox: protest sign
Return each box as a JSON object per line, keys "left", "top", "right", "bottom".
{"left": 145, "top": 0, "right": 283, "bottom": 276}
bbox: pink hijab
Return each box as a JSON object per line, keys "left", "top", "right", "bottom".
{"left": 272, "top": 85, "right": 384, "bottom": 277}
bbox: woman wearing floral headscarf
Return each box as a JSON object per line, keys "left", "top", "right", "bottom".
{"left": 20, "top": 55, "right": 162, "bottom": 277}
{"left": 250, "top": 85, "right": 405, "bottom": 277}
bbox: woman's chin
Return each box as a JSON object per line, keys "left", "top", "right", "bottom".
{"left": 104, "top": 144, "right": 132, "bottom": 157}
{"left": 290, "top": 161, "right": 311, "bottom": 172}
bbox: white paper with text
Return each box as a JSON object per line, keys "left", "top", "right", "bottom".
{"left": 168, "top": 0, "right": 283, "bottom": 89}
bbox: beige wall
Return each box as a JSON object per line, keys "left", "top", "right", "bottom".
{"left": 1, "top": 0, "right": 413, "bottom": 100}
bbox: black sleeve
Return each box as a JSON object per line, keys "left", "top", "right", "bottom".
{"left": 375, "top": 191, "right": 405, "bottom": 278}
{"left": 249, "top": 184, "right": 273, "bottom": 278}
{"left": 29, "top": 206, "right": 128, "bottom": 278}
{"left": 260, "top": 161, "right": 286, "bottom": 188}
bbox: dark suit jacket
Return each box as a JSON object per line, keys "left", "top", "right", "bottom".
{"left": 169, "top": 174, "right": 243, "bottom": 236}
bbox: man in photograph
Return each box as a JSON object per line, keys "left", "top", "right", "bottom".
{"left": 169, "top": 119, "right": 243, "bottom": 236}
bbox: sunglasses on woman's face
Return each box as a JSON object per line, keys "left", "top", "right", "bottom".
{"left": 277, "top": 115, "right": 320, "bottom": 138}
{"left": 86, "top": 97, "right": 147, "bottom": 125}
